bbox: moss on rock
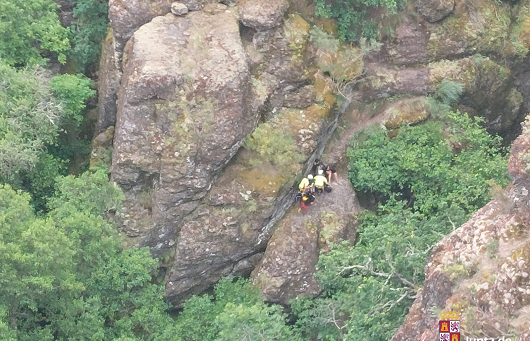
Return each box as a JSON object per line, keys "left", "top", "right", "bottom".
{"left": 511, "top": 1, "right": 530, "bottom": 59}
{"left": 383, "top": 97, "right": 430, "bottom": 130}
{"left": 428, "top": 0, "right": 513, "bottom": 58}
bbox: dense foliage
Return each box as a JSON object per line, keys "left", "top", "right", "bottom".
{"left": 292, "top": 112, "right": 509, "bottom": 340}
{"left": 0, "top": 0, "right": 108, "bottom": 72}
{"left": 0, "top": 63, "right": 95, "bottom": 211}
{"left": 0, "top": 179, "right": 299, "bottom": 340}
{"left": 0, "top": 0, "right": 69, "bottom": 66}
{"left": 175, "top": 278, "right": 300, "bottom": 341}
{"left": 314, "top": 0, "right": 405, "bottom": 42}
{"left": 67, "top": 0, "right": 109, "bottom": 73}
{"left": 0, "top": 171, "right": 181, "bottom": 341}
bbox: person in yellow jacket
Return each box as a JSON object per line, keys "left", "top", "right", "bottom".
{"left": 314, "top": 170, "right": 329, "bottom": 194}
{"left": 298, "top": 174, "right": 313, "bottom": 191}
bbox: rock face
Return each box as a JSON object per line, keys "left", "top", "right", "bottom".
{"left": 416, "top": 0, "right": 454, "bottom": 23}
{"left": 239, "top": 0, "right": 289, "bottom": 30}
{"left": 359, "top": 56, "right": 522, "bottom": 133}
{"left": 106, "top": 4, "right": 344, "bottom": 304}
{"left": 428, "top": 56, "right": 523, "bottom": 132}
{"left": 170, "top": 2, "right": 189, "bottom": 15}
{"left": 391, "top": 117, "right": 530, "bottom": 341}
{"left": 96, "top": 30, "right": 121, "bottom": 135}
{"left": 111, "top": 10, "right": 253, "bottom": 254}
{"left": 252, "top": 176, "right": 360, "bottom": 304}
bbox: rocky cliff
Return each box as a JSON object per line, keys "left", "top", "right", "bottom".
{"left": 99, "top": 0, "right": 364, "bottom": 305}
{"left": 96, "top": 0, "right": 530, "bottom": 309}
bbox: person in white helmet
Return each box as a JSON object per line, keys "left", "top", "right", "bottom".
{"left": 314, "top": 169, "right": 329, "bottom": 195}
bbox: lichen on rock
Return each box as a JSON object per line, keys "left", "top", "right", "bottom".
{"left": 383, "top": 97, "right": 430, "bottom": 130}
{"left": 238, "top": 0, "right": 289, "bottom": 31}
{"left": 427, "top": 0, "right": 512, "bottom": 59}
{"left": 429, "top": 55, "right": 521, "bottom": 132}
{"left": 416, "top": 0, "right": 454, "bottom": 23}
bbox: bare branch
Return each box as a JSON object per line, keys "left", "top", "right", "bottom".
{"left": 338, "top": 258, "right": 418, "bottom": 291}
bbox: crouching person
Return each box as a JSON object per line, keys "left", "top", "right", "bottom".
{"left": 314, "top": 170, "right": 329, "bottom": 195}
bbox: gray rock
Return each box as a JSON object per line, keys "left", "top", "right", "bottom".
{"left": 111, "top": 11, "right": 254, "bottom": 255}
{"left": 283, "top": 85, "right": 315, "bottom": 109}
{"left": 416, "top": 0, "right": 454, "bottom": 22}
{"left": 203, "top": 2, "right": 227, "bottom": 14}
{"left": 180, "top": 0, "right": 203, "bottom": 10}
{"left": 163, "top": 13, "right": 330, "bottom": 306}
{"left": 170, "top": 2, "right": 189, "bottom": 15}
{"left": 239, "top": 0, "right": 289, "bottom": 31}
{"left": 219, "top": 0, "right": 237, "bottom": 7}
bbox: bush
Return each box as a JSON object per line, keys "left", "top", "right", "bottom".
{"left": 348, "top": 112, "right": 508, "bottom": 213}
{"left": 51, "top": 74, "right": 95, "bottom": 128}
{"left": 314, "top": 0, "right": 404, "bottom": 43}
{"left": 435, "top": 80, "right": 464, "bottom": 105}
{"left": 244, "top": 122, "right": 304, "bottom": 168}
{"left": 175, "top": 277, "right": 298, "bottom": 341}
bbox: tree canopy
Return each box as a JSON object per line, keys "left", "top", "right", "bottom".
{"left": 0, "top": 170, "right": 180, "bottom": 341}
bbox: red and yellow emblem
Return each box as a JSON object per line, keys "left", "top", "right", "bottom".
{"left": 439, "top": 310, "right": 460, "bottom": 341}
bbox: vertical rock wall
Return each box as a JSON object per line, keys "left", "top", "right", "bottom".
{"left": 111, "top": 10, "right": 253, "bottom": 256}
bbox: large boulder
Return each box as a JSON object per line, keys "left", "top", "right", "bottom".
{"left": 111, "top": 10, "right": 254, "bottom": 255}
{"left": 391, "top": 117, "right": 530, "bottom": 341}
{"left": 415, "top": 0, "right": 454, "bottom": 23}
{"left": 238, "top": 0, "right": 289, "bottom": 31}
{"left": 252, "top": 176, "right": 360, "bottom": 304}
{"left": 383, "top": 97, "right": 430, "bottom": 130}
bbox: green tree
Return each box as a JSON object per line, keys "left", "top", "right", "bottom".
{"left": 0, "top": 63, "right": 61, "bottom": 182}
{"left": 0, "top": 63, "right": 95, "bottom": 211}
{"left": 51, "top": 74, "right": 95, "bottom": 128}
{"left": 175, "top": 277, "right": 298, "bottom": 341}
{"left": 67, "top": 0, "right": 109, "bottom": 73}
{"left": 0, "top": 171, "right": 178, "bottom": 341}
{"left": 0, "top": 0, "right": 69, "bottom": 66}
{"left": 216, "top": 303, "right": 298, "bottom": 341}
